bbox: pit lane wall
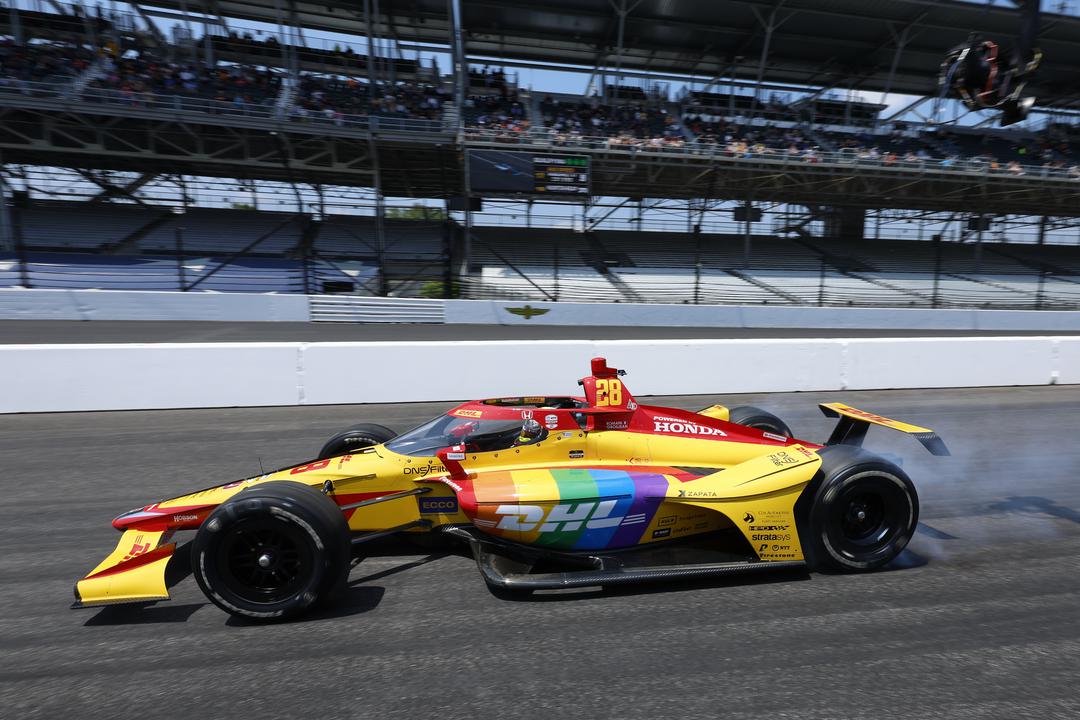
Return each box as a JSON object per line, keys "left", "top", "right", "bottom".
{"left": 2, "top": 337, "right": 1078, "bottom": 413}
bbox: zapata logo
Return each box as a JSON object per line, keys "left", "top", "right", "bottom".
{"left": 505, "top": 304, "right": 550, "bottom": 320}
{"left": 743, "top": 512, "right": 755, "bottom": 523}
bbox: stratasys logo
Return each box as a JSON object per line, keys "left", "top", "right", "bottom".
{"left": 653, "top": 420, "right": 727, "bottom": 437}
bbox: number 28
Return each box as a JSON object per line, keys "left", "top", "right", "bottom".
{"left": 595, "top": 379, "right": 623, "bottom": 407}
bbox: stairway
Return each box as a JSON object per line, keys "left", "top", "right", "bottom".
{"left": 104, "top": 211, "right": 175, "bottom": 255}
{"left": 308, "top": 295, "right": 445, "bottom": 323}
{"left": 442, "top": 101, "right": 460, "bottom": 134}
{"left": 724, "top": 269, "right": 800, "bottom": 304}
{"left": 580, "top": 233, "right": 641, "bottom": 302}
{"left": 69, "top": 55, "right": 107, "bottom": 99}
{"left": 274, "top": 79, "right": 297, "bottom": 120}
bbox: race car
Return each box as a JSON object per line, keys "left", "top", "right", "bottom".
{"left": 73, "top": 357, "right": 948, "bottom": 621}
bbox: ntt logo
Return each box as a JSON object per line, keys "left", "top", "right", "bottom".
{"left": 653, "top": 421, "right": 727, "bottom": 436}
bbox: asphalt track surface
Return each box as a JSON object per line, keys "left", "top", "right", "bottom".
{"left": 4, "top": 319, "right": 1080, "bottom": 343}
{"left": 2, "top": 387, "right": 1079, "bottom": 719}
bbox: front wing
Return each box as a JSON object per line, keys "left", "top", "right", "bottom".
{"left": 73, "top": 529, "right": 175, "bottom": 608}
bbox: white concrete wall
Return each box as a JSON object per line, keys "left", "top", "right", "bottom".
{"left": 6, "top": 289, "right": 1080, "bottom": 330}
{"left": 1, "top": 337, "right": 1076, "bottom": 413}
{"left": 445, "top": 299, "right": 1080, "bottom": 331}
{"left": 0, "top": 288, "right": 310, "bottom": 322}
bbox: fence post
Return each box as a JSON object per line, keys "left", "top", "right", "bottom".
{"left": 817, "top": 258, "right": 826, "bottom": 306}
{"left": 932, "top": 233, "right": 942, "bottom": 309}
{"left": 553, "top": 243, "right": 560, "bottom": 302}
{"left": 693, "top": 224, "right": 702, "bottom": 304}
{"left": 11, "top": 192, "right": 31, "bottom": 289}
{"left": 175, "top": 226, "right": 186, "bottom": 291}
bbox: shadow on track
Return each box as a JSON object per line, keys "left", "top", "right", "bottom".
{"left": 988, "top": 496, "right": 1080, "bottom": 524}
{"left": 224, "top": 586, "right": 387, "bottom": 626}
{"left": 84, "top": 602, "right": 205, "bottom": 626}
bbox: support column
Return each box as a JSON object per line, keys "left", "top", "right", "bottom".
{"left": 608, "top": 0, "right": 641, "bottom": 96}
{"left": 364, "top": 0, "right": 379, "bottom": 88}
{"left": 748, "top": 4, "right": 792, "bottom": 121}
{"left": 0, "top": 172, "right": 13, "bottom": 253}
{"left": 175, "top": 226, "right": 187, "bottom": 291}
{"left": 368, "top": 137, "right": 389, "bottom": 297}
{"left": 877, "top": 23, "right": 913, "bottom": 128}
{"left": 743, "top": 197, "right": 753, "bottom": 267}
{"left": 448, "top": 0, "right": 467, "bottom": 119}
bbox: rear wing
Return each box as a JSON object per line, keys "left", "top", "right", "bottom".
{"left": 820, "top": 403, "right": 950, "bottom": 456}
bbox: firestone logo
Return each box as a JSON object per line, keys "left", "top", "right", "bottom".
{"left": 653, "top": 421, "right": 727, "bottom": 437}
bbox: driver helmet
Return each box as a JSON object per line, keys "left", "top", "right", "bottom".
{"left": 516, "top": 418, "right": 544, "bottom": 445}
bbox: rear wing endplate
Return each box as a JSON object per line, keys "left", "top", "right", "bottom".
{"left": 820, "top": 403, "right": 950, "bottom": 456}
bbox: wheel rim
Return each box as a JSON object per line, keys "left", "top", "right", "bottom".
{"left": 840, "top": 493, "right": 887, "bottom": 544}
{"left": 216, "top": 516, "right": 317, "bottom": 605}
{"left": 826, "top": 473, "right": 912, "bottom": 563}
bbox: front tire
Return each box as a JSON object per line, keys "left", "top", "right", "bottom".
{"left": 317, "top": 423, "right": 396, "bottom": 460}
{"left": 192, "top": 481, "right": 351, "bottom": 621}
{"left": 801, "top": 446, "right": 919, "bottom": 572}
{"left": 727, "top": 405, "right": 793, "bottom": 438}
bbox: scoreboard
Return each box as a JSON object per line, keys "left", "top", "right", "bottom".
{"left": 468, "top": 150, "right": 590, "bottom": 196}
{"left": 532, "top": 155, "right": 590, "bottom": 194}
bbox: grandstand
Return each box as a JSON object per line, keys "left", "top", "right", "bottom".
{"left": 3, "top": 0, "right": 1080, "bottom": 312}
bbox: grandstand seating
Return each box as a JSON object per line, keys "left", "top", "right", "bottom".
{"left": 0, "top": 40, "right": 94, "bottom": 85}
{"left": 19, "top": 203, "right": 168, "bottom": 251}
{"left": 312, "top": 217, "right": 444, "bottom": 259}
{"left": 0, "top": 252, "right": 375, "bottom": 294}
{"left": 6, "top": 198, "right": 1080, "bottom": 308}
{"left": 464, "top": 226, "right": 1080, "bottom": 308}
{"left": 138, "top": 209, "right": 305, "bottom": 255}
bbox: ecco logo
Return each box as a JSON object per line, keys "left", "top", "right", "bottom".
{"left": 653, "top": 421, "right": 727, "bottom": 437}
{"left": 419, "top": 497, "right": 459, "bottom": 514}
{"left": 493, "top": 501, "right": 644, "bottom": 533}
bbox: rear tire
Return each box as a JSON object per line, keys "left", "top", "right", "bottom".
{"left": 317, "top": 423, "right": 396, "bottom": 460}
{"left": 192, "top": 481, "right": 351, "bottom": 621}
{"left": 727, "top": 405, "right": 793, "bottom": 438}
{"left": 800, "top": 446, "right": 919, "bottom": 572}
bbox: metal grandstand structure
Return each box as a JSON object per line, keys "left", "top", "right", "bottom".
{"left": 3, "top": 0, "right": 1080, "bottom": 308}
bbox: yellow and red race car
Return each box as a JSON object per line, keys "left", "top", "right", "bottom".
{"left": 73, "top": 357, "right": 948, "bottom": 621}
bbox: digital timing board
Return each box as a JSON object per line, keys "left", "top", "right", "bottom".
{"left": 468, "top": 150, "right": 590, "bottom": 196}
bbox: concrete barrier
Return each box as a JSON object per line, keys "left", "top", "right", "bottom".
{"left": 0, "top": 336, "right": 1076, "bottom": 413}
{"left": 445, "top": 299, "right": 1080, "bottom": 331}
{"left": 0, "top": 288, "right": 310, "bottom": 322}
{"left": 6, "top": 289, "right": 1080, "bottom": 331}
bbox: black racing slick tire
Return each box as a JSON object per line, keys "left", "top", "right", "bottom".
{"left": 727, "top": 405, "right": 793, "bottom": 438}
{"left": 192, "top": 481, "right": 351, "bottom": 621}
{"left": 317, "top": 423, "right": 396, "bottom": 460}
{"left": 798, "top": 446, "right": 919, "bottom": 572}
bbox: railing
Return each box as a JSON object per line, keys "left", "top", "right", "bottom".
{"left": 0, "top": 79, "right": 453, "bottom": 134}
{"left": 457, "top": 269, "right": 1080, "bottom": 310}
{"left": 0, "top": 253, "right": 373, "bottom": 295}
{"left": 1, "top": 78, "right": 1079, "bottom": 180}
{"left": 465, "top": 127, "right": 1080, "bottom": 181}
